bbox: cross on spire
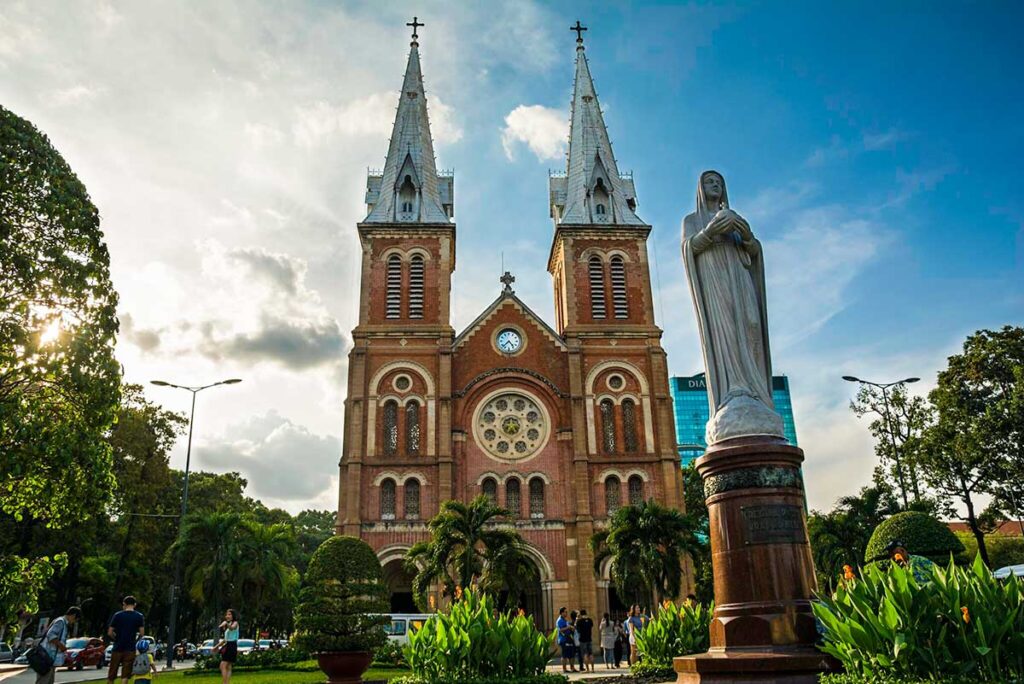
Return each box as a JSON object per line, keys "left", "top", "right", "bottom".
{"left": 570, "top": 20, "right": 587, "bottom": 43}
{"left": 407, "top": 16, "right": 424, "bottom": 41}
{"left": 500, "top": 271, "right": 516, "bottom": 294}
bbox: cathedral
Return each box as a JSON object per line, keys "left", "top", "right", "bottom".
{"left": 336, "top": 23, "right": 687, "bottom": 629}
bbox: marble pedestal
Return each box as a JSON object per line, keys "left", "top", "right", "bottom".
{"left": 674, "top": 437, "right": 838, "bottom": 683}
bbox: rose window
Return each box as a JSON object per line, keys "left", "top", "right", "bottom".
{"left": 475, "top": 392, "right": 548, "bottom": 460}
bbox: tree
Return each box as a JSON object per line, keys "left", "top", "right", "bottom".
{"left": 808, "top": 485, "right": 901, "bottom": 588}
{"left": 292, "top": 509, "right": 336, "bottom": 573}
{"left": 681, "top": 463, "right": 713, "bottom": 604}
{"left": 174, "top": 512, "right": 244, "bottom": 620}
{"left": 590, "top": 499, "right": 701, "bottom": 607}
{"left": 405, "top": 496, "right": 535, "bottom": 610}
{"left": 0, "top": 104, "right": 120, "bottom": 634}
{"left": 237, "top": 519, "right": 295, "bottom": 636}
{"left": 850, "top": 383, "right": 932, "bottom": 508}
{"left": 919, "top": 326, "right": 1024, "bottom": 567}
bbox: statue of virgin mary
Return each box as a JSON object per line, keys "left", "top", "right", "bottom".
{"left": 681, "top": 170, "right": 784, "bottom": 444}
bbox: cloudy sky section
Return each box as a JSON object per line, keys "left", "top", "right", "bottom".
{"left": 2, "top": 1, "right": 1021, "bottom": 513}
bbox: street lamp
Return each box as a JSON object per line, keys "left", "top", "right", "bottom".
{"left": 842, "top": 375, "right": 920, "bottom": 506}
{"left": 150, "top": 378, "right": 242, "bottom": 669}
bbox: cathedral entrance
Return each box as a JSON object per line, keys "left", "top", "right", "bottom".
{"left": 380, "top": 552, "right": 418, "bottom": 613}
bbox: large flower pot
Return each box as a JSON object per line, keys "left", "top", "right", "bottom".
{"left": 315, "top": 651, "right": 373, "bottom": 684}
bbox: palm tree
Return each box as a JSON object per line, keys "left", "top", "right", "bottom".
{"left": 172, "top": 511, "right": 244, "bottom": 621}
{"left": 590, "top": 499, "right": 701, "bottom": 607}
{"left": 237, "top": 520, "right": 295, "bottom": 636}
{"left": 405, "top": 495, "right": 536, "bottom": 609}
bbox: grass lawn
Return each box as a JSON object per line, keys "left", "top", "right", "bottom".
{"left": 83, "top": 662, "right": 409, "bottom": 682}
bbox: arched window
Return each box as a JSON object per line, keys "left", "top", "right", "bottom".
{"left": 398, "top": 175, "right": 416, "bottom": 219}
{"left": 588, "top": 256, "right": 606, "bottom": 319}
{"left": 506, "top": 478, "right": 521, "bottom": 517}
{"left": 404, "top": 479, "right": 420, "bottom": 519}
{"left": 405, "top": 401, "right": 421, "bottom": 455}
{"left": 529, "top": 477, "right": 545, "bottom": 519}
{"left": 622, "top": 399, "right": 639, "bottom": 453}
{"left": 380, "top": 478, "right": 396, "bottom": 520}
{"left": 482, "top": 477, "right": 497, "bottom": 504}
{"left": 605, "top": 476, "right": 621, "bottom": 515}
{"left": 593, "top": 178, "right": 610, "bottom": 222}
{"left": 628, "top": 475, "right": 644, "bottom": 506}
{"left": 408, "top": 255, "right": 424, "bottom": 319}
{"left": 595, "top": 203, "right": 606, "bottom": 215}
{"left": 385, "top": 254, "right": 402, "bottom": 319}
{"left": 382, "top": 400, "right": 399, "bottom": 456}
{"left": 610, "top": 256, "right": 628, "bottom": 319}
{"left": 600, "top": 399, "right": 617, "bottom": 454}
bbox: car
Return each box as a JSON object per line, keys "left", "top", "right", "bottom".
{"left": 257, "top": 639, "right": 273, "bottom": 651}
{"left": 236, "top": 639, "right": 255, "bottom": 655}
{"left": 382, "top": 614, "right": 431, "bottom": 646}
{"left": 994, "top": 564, "right": 1024, "bottom": 579}
{"left": 197, "top": 639, "right": 217, "bottom": 657}
{"left": 104, "top": 635, "right": 156, "bottom": 665}
{"left": 64, "top": 637, "right": 106, "bottom": 670}
{"left": 0, "top": 642, "right": 13, "bottom": 664}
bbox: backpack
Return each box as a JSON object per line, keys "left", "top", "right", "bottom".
{"left": 132, "top": 653, "right": 151, "bottom": 675}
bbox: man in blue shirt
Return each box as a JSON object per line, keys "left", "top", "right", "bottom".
{"left": 555, "top": 606, "right": 576, "bottom": 673}
{"left": 106, "top": 596, "right": 145, "bottom": 684}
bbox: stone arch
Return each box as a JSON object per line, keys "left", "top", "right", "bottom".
{"left": 377, "top": 544, "right": 418, "bottom": 613}
{"left": 584, "top": 360, "right": 654, "bottom": 454}
{"left": 367, "top": 360, "right": 436, "bottom": 457}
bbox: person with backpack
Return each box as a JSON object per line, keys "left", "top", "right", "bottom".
{"left": 131, "top": 639, "right": 157, "bottom": 683}
{"left": 107, "top": 596, "right": 146, "bottom": 684}
{"left": 30, "top": 606, "right": 81, "bottom": 684}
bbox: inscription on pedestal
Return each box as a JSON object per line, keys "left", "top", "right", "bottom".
{"left": 741, "top": 504, "right": 807, "bottom": 545}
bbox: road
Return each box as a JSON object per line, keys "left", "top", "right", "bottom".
{"left": 0, "top": 663, "right": 196, "bottom": 683}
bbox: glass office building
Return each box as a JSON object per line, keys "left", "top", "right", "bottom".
{"left": 671, "top": 373, "right": 798, "bottom": 466}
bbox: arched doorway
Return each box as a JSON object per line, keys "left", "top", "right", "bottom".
{"left": 378, "top": 546, "right": 418, "bottom": 613}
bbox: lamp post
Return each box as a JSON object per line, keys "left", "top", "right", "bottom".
{"left": 151, "top": 378, "right": 242, "bottom": 669}
{"left": 842, "top": 375, "right": 920, "bottom": 507}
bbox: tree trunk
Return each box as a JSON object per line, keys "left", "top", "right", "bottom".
{"left": 963, "top": 489, "right": 991, "bottom": 567}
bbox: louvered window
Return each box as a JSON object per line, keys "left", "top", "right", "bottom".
{"left": 482, "top": 477, "right": 497, "bottom": 504}
{"left": 628, "top": 475, "right": 644, "bottom": 506}
{"left": 605, "top": 476, "right": 621, "bottom": 515}
{"left": 529, "top": 478, "right": 545, "bottom": 519}
{"left": 380, "top": 478, "right": 396, "bottom": 520}
{"left": 589, "top": 256, "right": 606, "bottom": 319}
{"left": 506, "top": 478, "right": 521, "bottom": 517}
{"left": 610, "top": 256, "right": 628, "bottom": 319}
{"left": 600, "top": 399, "right": 616, "bottom": 454}
{"left": 382, "top": 400, "right": 399, "bottom": 456}
{"left": 405, "top": 401, "right": 420, "bottom": 455}
{"left": 622, "top": 399, "right": 639, "bottom": 453}
{"left": 386, "top": 255, "right": 402, "bottom": 319}
{"left": 404, "top": 480, "right": 420, "bottom": 519}
{"left": 408, "top": 255, "right": 424, "bottom": 319}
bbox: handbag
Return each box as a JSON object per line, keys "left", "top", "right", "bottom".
{"left": 25, "top": 643, "right": 54, "bottom": 675}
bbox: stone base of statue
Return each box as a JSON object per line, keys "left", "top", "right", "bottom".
{"left": 674, "top": 437, "right": 839, "bottom": 683}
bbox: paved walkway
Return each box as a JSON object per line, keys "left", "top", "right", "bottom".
{"left": 544, "top": 664, "right": 634, "bottom": 680}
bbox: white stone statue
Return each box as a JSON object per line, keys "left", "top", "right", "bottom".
{"left": 681, "top": 170, "right": 784, "bottom": 444}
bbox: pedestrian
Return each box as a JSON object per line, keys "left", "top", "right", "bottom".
{"left": 107, "top": 596, "right": 146, "bottom": 684}
{"left": 599, "top": 612, "right": 617, "bottom": 669}
{"left": 214, "top": 608, "right": 240, "bottom": 683}
{"left": 130, "top": 639, "right": 157, "bottom": 684}
{"left": 576, "top": 608, "right": 594, "bottom": 672}
{"left": 35, "top": 606, "right": 81, "bottom": 684}
{"left": 614, "top": 618, "right": 626, "bottom": 667}
{"left": 570, "top": 610, "right": 583, "bottom": 671}
{"left": 555, "top": 607, "right": 576, "bottom": 673}
{"left": 627, "top": 604, "right": 644, "bottom": 665}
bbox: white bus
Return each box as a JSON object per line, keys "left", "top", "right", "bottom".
{"left": 381, "top": 614, "right": 431, "bottom": 646}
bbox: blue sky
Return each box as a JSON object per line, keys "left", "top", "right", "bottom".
{"left": 1, "top": 1, "right": 1020, "bottom": 511}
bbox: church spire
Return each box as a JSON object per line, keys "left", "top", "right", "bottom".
{"left": 364, "top": 19, "right": 453, "bottom": 224}
{"left": 550, "top": 23, "right": 643, "bottom": 227}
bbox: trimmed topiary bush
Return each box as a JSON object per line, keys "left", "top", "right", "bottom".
{"left": 864, "top": 511, "right": 965, "bottom": 564}
{"left": 292, "top": 535, "right": 390, "bottom": 653}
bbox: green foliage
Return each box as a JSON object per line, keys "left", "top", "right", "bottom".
{"left": 292, "top": 536, "right": 389, "bottom": 653}
{"left": 394, "top": 677, "right": 566, "bottom": 684}
{"left": 402, "top": 588, "right": 555, "bottom": 682}
{"left": 590, "top": 499, "right": 702, "bottom": 606}
{"left": 810, "top": 486, "right": 902, "bottom": 589}
{"left": 864, "top": 511, "right": 964, "bottom": 564}
{"left": 956, "top": 532, "right": 1024, "bottom": 571}
{"left": 627, "top": 661, "right": 677, "bottom": 679}
{"left": 681, "top": 463, "right": 713, "bottom": 604}
{"left": 633, "top": 599, "right": 712, "bottom": 668}
{"left": 406, "top": 496, "right": 536, "bottom": 611}
{"left": 374, "top": 640, "right": 408, "bottom": 667}
{"left": 813, "top": 555, "right": 1024, "bottom": 681}
{"left": 820, "top": 675, "right": 1020, "bottom": 684}
{"left": 0, "top": 553, "right": 66, "bottom": 632}
{"left": 192, "top": 646, "right": 311, "bottom": 671}
{"left": 0, "top": 103, "right": 120, "bottom": 631}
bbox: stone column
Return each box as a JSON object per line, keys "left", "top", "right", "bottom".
{"left": 674, "top": 437, "right": 837, "bottom": 683}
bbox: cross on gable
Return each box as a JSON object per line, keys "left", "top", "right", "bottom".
{"left": 500, "top": 271, "right": 515, "bottom": 293}
{"left": 570, "top": 20, "right": 587, "bottom": 42}
{"left": 407, "top": 16, "right": 424, "bottom": 40}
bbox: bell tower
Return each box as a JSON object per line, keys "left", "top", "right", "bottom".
{"left": 338, "top": 20, "right": 456, "bottom": 534}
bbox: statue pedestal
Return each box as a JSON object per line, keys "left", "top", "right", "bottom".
{"left": 674, "top": 437, "right": 838, "bottom": 683}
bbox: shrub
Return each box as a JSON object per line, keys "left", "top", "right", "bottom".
{"left": 292, "top": 535, "right": 390, "bottom": 653}
{"left": 374, "top": 640, "right": 407, "bottom": 667}
{"left": 633, "top": 599, "right": 712, "bottom": 669}
{"left": 628, "top": 660, "right": 677, "bottom": 679}
{"left": 394, "top": 677, "right": 567, "bottom": 684}
{"left": 402, "top": 588, "right": 555, "bottom": 682}
{"left": 957, "top": 532, "right": 1024, "bottom": 570}
{"left": 190, "top": 646, "right": 311, "bottom": 672}
{"left": 813, "top": 555, "right": 1024, "bottom": 681}
{"left": 864, "top": 511, "right": 964, "bottom": 564}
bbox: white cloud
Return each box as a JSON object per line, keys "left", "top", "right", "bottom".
{"left": 862, "top": 127, "right": 907, "bottom": 151}
{"left": 43, "top": 84, "right": 103, "bottom": 107}
{"left": 501, "top": 104, "right": 567, "bottom": 161}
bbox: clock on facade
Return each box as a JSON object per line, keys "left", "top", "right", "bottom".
{"left": 496, "top": 328, "right": 522, "bottom": 354}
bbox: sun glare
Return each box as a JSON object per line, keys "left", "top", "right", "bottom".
{"left": 40, "top": 318, "right": 62, "bottom": 345}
